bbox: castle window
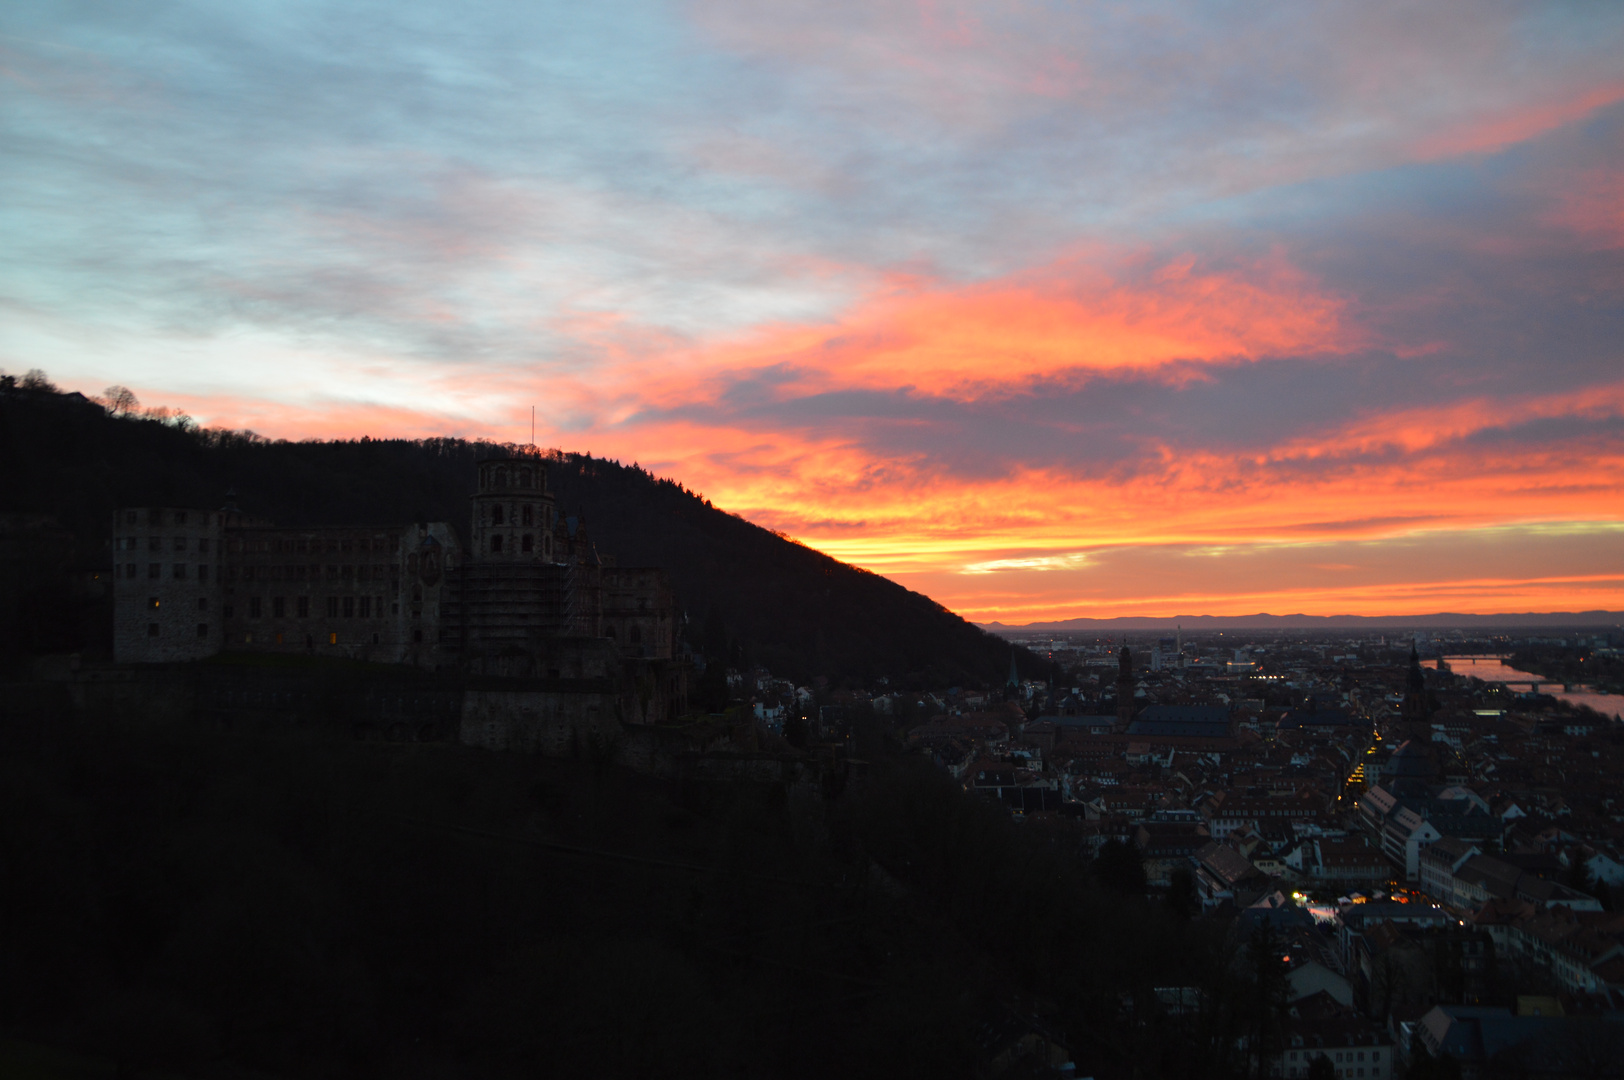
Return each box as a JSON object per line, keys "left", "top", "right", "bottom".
{"left": 630, "top": 625, "right": 642, "bottom": 644}
{"left": 329, "top": 632, "right": 338, "bottom": 645}
{"left": 605, "top": 625, "right": 616, "bottom": 639}
{"left": 148, "top": 509, "right": 161, "bottom": 526}
{"left": 148, "top": 596, "right": 160, "bottom": 610}
{"left": 343, "top": 596, "right": 355, "bottom": 618}
{"left": 491, "top": 535, "right": 503, "bottom": 553}
{"left": 249, "top": 597, "right": 262, "bottom": 618}
{"left": 275, "top": 632, "right": 283, "bottom": 644}
{"left": 198, "top": 597, "right": 208, "bottom": 611}
{"left": 149, "top": 563, "right": 161, "bottom": 579}
{"left": 544, "top": 536, "right": 552, "bottom": 556}
{"left": 149, "top": 537, "right": 162, "bottom": 552}
{"left": 521, "top": 469, "right": 532, "bottom": 488}
{"left": 125, "top": 511, "right": 137, "bottom": 525}
{"left": 413, "top": 629, "right": 423, "bottom": 642}
{"left": 173, "top": 536, "right": 186, "bottom": 551}
{"left": 327, "top": 597, "right": 338, "bottom": 617}
{"left": 522, "top": 504, "right": 533, "bottom": 525}
{"left": 297, "top": 596, "right": 309, "bottom": 618}
{"left": 223, "top": 604, "right": 233, "bottom": 618}
{"left": 521, "top": 534, "right": 533, "bottom": 552}
{"left": 492, "top": 505, "right": 504, "bottom": 525}
{"left": 175, "top": 511, "right": 187, "bottom": 524}
{"left": 197, "top": 623, "right": 208, "bottom": 638}
{"left": 126, "top": 563, "right": 136, "bottom": 578}
{"left": 198, "top": 538, "right": 209, "bottom": 553}
{"left": 173, "top": 563, "right": 186, "bottom": 579}
{"left": 148, "top": 622, "right": 159, "bottom": 637}
{"left": 273, "top": 596, "right": 285, "bottom": 618}
{"left": 359, "top": 596, "right": 371, "bottom": 617}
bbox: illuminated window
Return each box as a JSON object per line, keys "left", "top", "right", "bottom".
{"left": 148, "top": 597, "right": 160, "bottom": 610}
{"left": 329, "top": 632, "right": 338, "bottom": 645}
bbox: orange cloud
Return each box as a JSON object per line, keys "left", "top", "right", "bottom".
{"left": 592, "top": 249, "right": 1358, "bottom": 410}
{"left": 1413, "top": 82, "right": 1624, "bottom": 161}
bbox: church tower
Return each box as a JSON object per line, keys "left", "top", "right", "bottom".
{"left": 1401, "top": 642, "right": 1430, "bottom": 732}
{"left": 1115, "top": 645, "right": 1135, "bottom": 732}
{"left": 470, "top": 456, "right": 556, "bottom": 565}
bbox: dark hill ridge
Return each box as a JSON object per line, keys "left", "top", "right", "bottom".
{"left": 0, "top": 385, "right": 1047, "bottom": 687}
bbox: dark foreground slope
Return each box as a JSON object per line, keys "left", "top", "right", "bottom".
{"left": 0, "top": 386, "right": 1045, "bottom": 686}
{"left": 0, "top": 704, "right": 1231, "bottom": 1080}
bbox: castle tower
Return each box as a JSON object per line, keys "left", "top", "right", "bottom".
{"left": 1115, "top": 645, "right": 1135, "bottom": 731}
{"left": 470, "top": 456, "right": 556, "bottom": 565}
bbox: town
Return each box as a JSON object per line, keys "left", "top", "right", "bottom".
{"left": 730, "top": 628, "right": 1623, "bottom": 1077}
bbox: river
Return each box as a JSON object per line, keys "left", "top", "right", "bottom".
{"left": 1438, "top": 655, "right": 1622, "bottom": 721}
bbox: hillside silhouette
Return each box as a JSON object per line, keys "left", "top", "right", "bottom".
{"left": 0, "top": 384, "right": 1047, "bottom": 687}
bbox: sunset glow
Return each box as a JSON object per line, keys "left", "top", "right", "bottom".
{"left": 5, "top": 0, "right": 1623, "bottom": 622}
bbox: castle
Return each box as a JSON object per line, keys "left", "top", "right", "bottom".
{"left": 111, "top": 454, "right": 687, "bottom": 734}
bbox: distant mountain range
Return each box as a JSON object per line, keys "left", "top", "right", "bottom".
{"left": 981, "top": 611, "right": 1624, "bottom": 633}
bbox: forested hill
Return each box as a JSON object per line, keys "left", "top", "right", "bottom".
{"left": 0, "top": 385, "right": 1046, "bottom": 687}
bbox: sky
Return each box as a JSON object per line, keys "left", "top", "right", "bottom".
{"left": 4, "top": 0, "right": 1623, "bottom": 624}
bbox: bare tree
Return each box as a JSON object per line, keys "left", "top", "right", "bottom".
{"left": 20, "top": 368, "right": 56, "bottom": 391}
{"left": 103, "top": 385, "right": 140, "bottom": 415}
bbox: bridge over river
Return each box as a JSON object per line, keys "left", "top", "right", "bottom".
{"left": 1439, "top": 655, "right": 1621, "bottom": 720}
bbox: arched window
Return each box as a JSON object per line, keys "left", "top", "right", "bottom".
{"left": 522, "top": 504, "right": 533, "bottom": 525}
{"left": 521, "top": 534, "right": 533, "bottom": 552}
{"left": 520, "top": 469, "right": 532, "bottom": 488}
{"left": 491, "top": 535, "right": 503, "bottom": 553}
{"left": 492, "top": 505, "right": 504, "bottom": 525}
{"left": 497, "top": 469, "right": 508, "bottom": 488}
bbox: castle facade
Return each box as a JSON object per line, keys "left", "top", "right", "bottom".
{"left": 112, "top": 455, "right": 685, "bottom": 725}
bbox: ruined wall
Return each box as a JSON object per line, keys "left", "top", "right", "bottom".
{"left": 459, "top": 684, "right": 620, "bottom": 756}
{"left": 112, "top": 507, "right": 224, "bottom": 663}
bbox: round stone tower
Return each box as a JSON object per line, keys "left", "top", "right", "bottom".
{"left": 470, "top": 456, "right": 556, "bottom": 564}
